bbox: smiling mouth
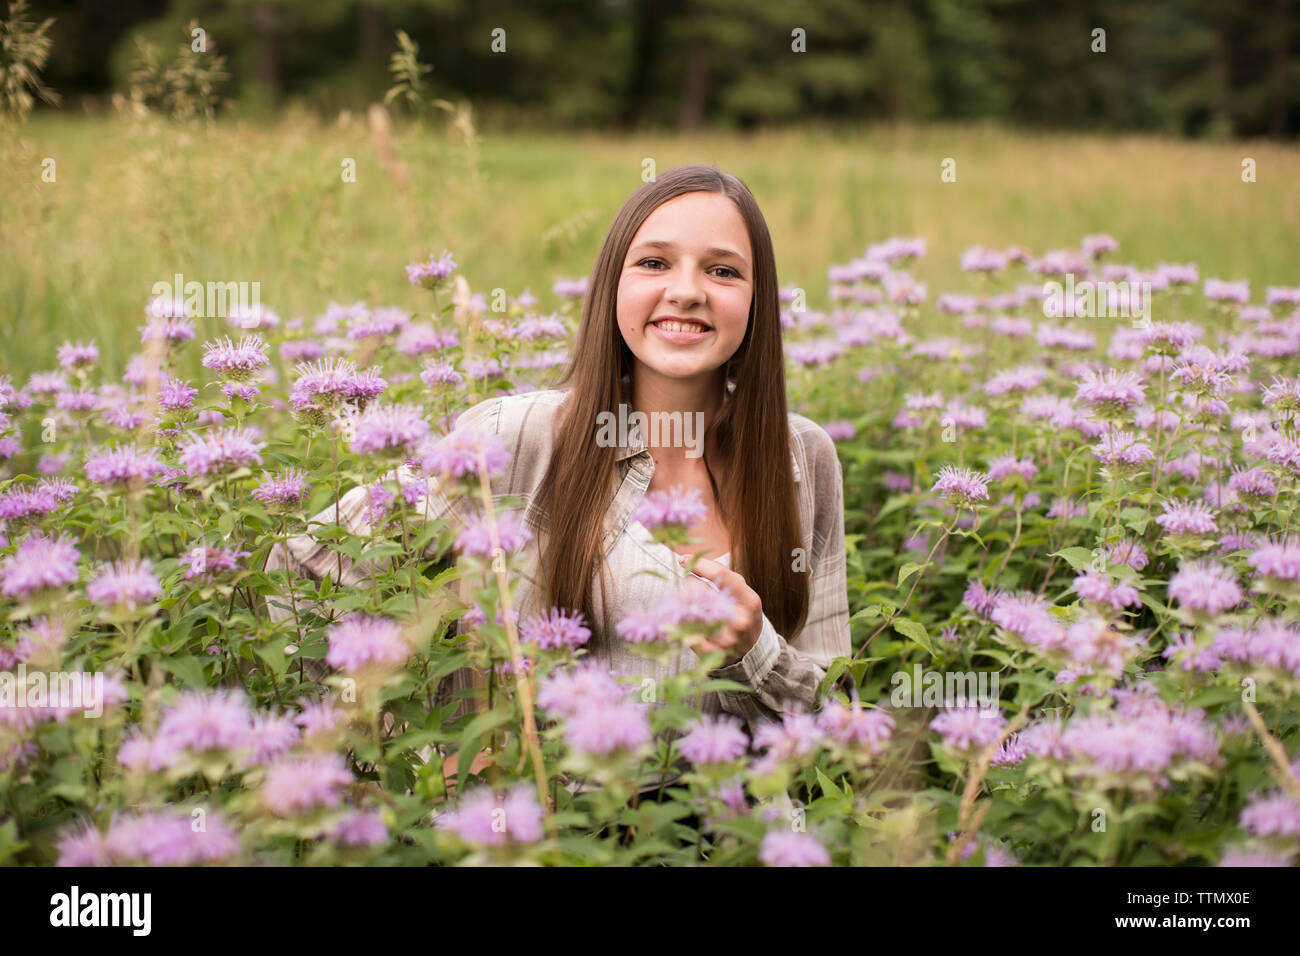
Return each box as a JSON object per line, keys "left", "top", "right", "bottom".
{"left": 650, "top": 318, "right": 712, "bottom": 333}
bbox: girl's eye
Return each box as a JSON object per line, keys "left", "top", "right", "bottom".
{"left": 636, "top": 258, "right": 741, "bottom": 279}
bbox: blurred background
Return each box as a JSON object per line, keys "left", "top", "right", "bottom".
{"left": 2, "top": 0, "right": 1298, "bottom": 381}
{"left": 23, "top": 0, "right": 1300, "bottom": 137}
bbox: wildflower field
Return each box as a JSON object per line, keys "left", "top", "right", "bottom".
{"left": 2, "top": 117, "right": 1300, "bottom": 867}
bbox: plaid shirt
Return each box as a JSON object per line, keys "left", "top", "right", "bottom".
{"left": 264, "top": 386, "right": 851, "bottom": 742}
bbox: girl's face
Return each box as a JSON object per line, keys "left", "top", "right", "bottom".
{"left": 616, "top": 191, "right": 753, "bottom": 389}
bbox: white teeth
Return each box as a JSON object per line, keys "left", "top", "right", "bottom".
{"left": 655, "top": 320, "right": 709, "bottom": 333}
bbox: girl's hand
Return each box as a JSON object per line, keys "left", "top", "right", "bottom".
{"left": 675, "top": 554, "right": 764, "bottom": 667}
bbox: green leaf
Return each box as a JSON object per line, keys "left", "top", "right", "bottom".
{"left": 896, "top": 561, "right": 926, "bottom": 590}
{"left": 891, "top": 618, "right": 935, "bottom": 656}
{"left": 158, "top": 655, "right": 208, "bottom": 689}
{"left": 1050, "top": 546, "right": 1096, "bottom": 572}
{"left": 817, "top": 656, "right": 849, "bottom": 698}
{"left": 814, "top": 766, "right": 843, "bottom": 800}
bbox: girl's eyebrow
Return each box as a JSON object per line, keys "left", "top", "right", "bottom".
{"left": 631, "top": 239, "right": 748, "bottom": 263}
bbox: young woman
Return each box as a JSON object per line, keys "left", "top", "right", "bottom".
{"left": 266, "top": 163, "right": 851, "bottom": 746}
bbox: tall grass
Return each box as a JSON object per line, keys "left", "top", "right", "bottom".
{"left": 2, "top": 114, "right": 1297, "bottom": 382}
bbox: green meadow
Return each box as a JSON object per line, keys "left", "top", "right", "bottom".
{"left": 3, "top": 114, "right": 1298, "bottom": 381}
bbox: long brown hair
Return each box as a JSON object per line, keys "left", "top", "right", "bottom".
{"left": 534, "top": 163, "right": 807, "bottom": 655}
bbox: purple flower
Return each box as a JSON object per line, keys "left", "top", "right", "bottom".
{"left": 1219, "top": 847, "right": 1292, "bottom": 867}
{"left": 991, "top": 732, "right": 1027, "bottom": 767}
{"left": 349, "top": 402, "right": 430, "bottom": 457}
{"left": 1103, "top": 537, "right": 1149, "bottom": 571}
{"left": 57, "top": 340, "right": 98, "bottom": 370}
{"left": 989, "top": 592, "right": 1067, "bottom": 649}
{"left": 616, "top": 606, "right": 670, "bottom": 645}
{"left": 632, "top": 485, "right": 709, "bottom": 530}
{"left": 679, "top": 715, "right": 749, "bottom": 765}
{"left": 406, "top": 249, "right": 458, "bottom": 288}
{"left": 1248, "top": 537, "right": 1300, "bottom": 588}
{"left": 251, "top": 469, "right": 312, "bottom": 511}
{"left": 985, "top": 365, "right": 1048, "bottom": 397}
{"left": 1075, "top": 368, "right": 1146, "bottom": 418}
{"left": 931, "top": 705, "right": 1006, "bottom": 752}
{"left": 346, "top": 306, "right": 407, "bottom": 340}
{"left": 1064, "top": 614, "right": 1141, "bottom": 675}
{"left": 244, "top": 713, "right": 301, "bottom": 766}
{"left": 822, "top": 420, "right": 856, "bottom": 441}
{"left": 671, "top": 582, "right": 741, "bottom": 633}
{"left": 960, "top": 244, "right": 1008, "bottom": 273}
{"left": 1168, "top": 560, "right": 1242, "bottom": 618}
{"left": 815, "top": 700, "right": 895, "bottom": 754}
{"left": 1092, "top": 429, "right": 1153, "bottom": 469}
{"left": 1155, "top": 498, "right": 1218, "bottom": 537}
{"left": 177, "top": 426, "right": 265, "bottom": 478}
{"left": 398, "top": 322, "right": 457, "bottom": 356}
{"left": 290, "top": 358, "right": 388, "bottom": 413}
{"left": 56, "top": 388, "right": 100, "bottom": 412}
{"left": 1262, "top": 375, "right": 1300, "bottom": 413}
{"left": 521, "top": 607, "right": 591, "bottom": 651}
{"left": 1228, "top": 466, "right": 1277, "bottom": 503}
{"left": 36, "top": 452, "right": 67, "bottom": 476}
{"left": 260, "top": 753, "right": 353, "bottom": 815}
{"left": 140, "top": 315, "right": 197, "bottom": 346}
{"left": 334, "top": 811, "right": 389, "bottom": 848}
{"left": 1211, "top": 618, "right": 1300, "bottom": 679}
{"left": 1082, "top": 234, "right": 1118, "bottom": 259}
{"left": 420, "top": 359, "right": 464, "bottom": 387}
{"left": 931, "top": 465, "right": 990, "bottom": 508}
{"left": 1240, "top": 792, "right": 1300, "bottom": 838}
{"left": 758, "top": 830, "right": 830, "bottom": 867}
{"left": 221, "top": 382, "right": 260, "bottom": 402}
{"left": 563, "top": 698, "right": 652, "bottom": 757}
{"left": 1071, "top": 570, "right": 1141, "bottom": 610}
{"left": 962, "top": 579, "right": 1002, "bottom": 618}
{"left": 158, "top": 376, "right": 199, "bottom": 411}
{"left": 84, "top": 444, "right": 167, "bottom": 489}
{"left": 752, "top": 713, "right": 824, "bottom": 774}
{"left": 295, "top": 700, "right": 348, "bottom": 740}
{"left": 418, "top": 427, "right": 511, "bottom": 480}
{"left": 200, "top": 335, "right": 270, "bottom": 381}
{"left": 179, "top": 546, "right": 250, "bottom": 582}
{"left": 86, "top": 558, "right": 161, "bottom": 611}
{"left": 1, "top": 533, "right": 79, "bottom": 598}
{"left": 462, "top": 356, "right": 506, "bottom": 381}
{"left": 59, "top": 808, "right": 240, "bottom": 866}
{"left": 1162, "top": 631, "right": 1222, "bottom": 673}
{"left": 326, "top": 613, "right": 411, "bottom": 673}
{"left": 987, "top": 455, "right": 1038, "bottom": 483}
{"left": 1203, "top": 278, "right": 1249, "bottom": 303}
{"left": 280, "top": 338, "right": 327, "bottom": 362}
{"left": 536, "top": 663, "right": 626, "bottom": 719}
{"left": 1036, "top": 699, "right": 1221, "bottom": 791}
{"left": 454, "top": 510, "right": 533, "bottom": 558}
{"left": 117, "top": 690, "right": 253, "bottom": 772}
{"left": 435, "top": 784, "right": 543, "bottom": 848}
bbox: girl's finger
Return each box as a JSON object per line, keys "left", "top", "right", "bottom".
{"left": 679, "top": 554, "right": 736, "bottom": 587}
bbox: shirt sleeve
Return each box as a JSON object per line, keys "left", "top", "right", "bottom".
{"left": 710, "top": 425, "right": 852, "bottom": 733}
